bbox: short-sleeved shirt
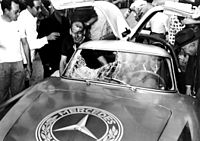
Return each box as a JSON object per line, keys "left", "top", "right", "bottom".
{"left": 168, "top": 15, "right": 185, "bottom": 45}
{"left": 61, "top": 35, "right": 76, "bottom": 62}
{"left": 0, "top": 16, "right": 23, "bottom": 63}
{"left": 146, "top": 12, "right": 169, "bottom": 34}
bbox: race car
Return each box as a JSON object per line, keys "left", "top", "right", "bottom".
{"left": 0, "top": 40, "right": 200, "bottom": 141}
{"left": 0, "top": 1, "right": 200, "bottom": 141}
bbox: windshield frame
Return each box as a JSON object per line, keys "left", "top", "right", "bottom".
{"left": 61, "top": 48, "right": 176, "bottom": 91}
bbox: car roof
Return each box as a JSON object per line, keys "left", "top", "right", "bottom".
{"left": 50, "top": 0, "right": 131, "bottom": 40}
{"left": 79, "top": 40, "right": 171, "bottom": 58}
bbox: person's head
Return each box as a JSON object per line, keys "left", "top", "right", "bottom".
{"left": 54, "top": 9, "right": 67, "bottom": 23}
{"left": 146, "top": 0, "right": 153, "bottom": 3}
{"left": 1, "top": 0, "right": 20, "bottom": 21}
{"left": 25, "top": 0, "right": 42, "bottom": 17}
{"left": 152, "top": 0, "right": 165, "bottom": 6}
{"left": 70, "top": 21, "right": 86, "bottom": 44}
{"left": 182, "top": 40, "right": 198, "bottom": 56}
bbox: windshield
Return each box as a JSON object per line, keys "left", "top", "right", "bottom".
{"left": 63, "top": 49, "right": 173, "bottom": 90}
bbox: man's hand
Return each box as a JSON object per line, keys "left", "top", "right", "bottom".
{"left": 186, "top": 85, "right": 192, "bottom": 96}
{"left": 47, "top": 32, "right": 60, "bottom": 41}
{"left": 25, "top": 64, "right": 32, "bottom": 80}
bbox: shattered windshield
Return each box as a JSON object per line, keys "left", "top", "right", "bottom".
{"left": 63, "top": 49, "right": 173, "bottom": 90}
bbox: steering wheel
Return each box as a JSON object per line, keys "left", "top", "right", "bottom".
{"left": 129, "top": 70, "right": 166, "bottom": 89}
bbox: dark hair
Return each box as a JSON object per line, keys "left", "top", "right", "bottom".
{"left": 179, "top": 0, "right": 200, "bottom": 6}
{"left": 146, "top": 0, "right": 153, "bottom": 3}
{"left": 1, "top": 0, "right": 20, "bottom": 12}
{"left": 71, "top": 21, "right": 85, "bottom": 31}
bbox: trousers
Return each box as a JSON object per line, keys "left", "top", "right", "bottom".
{"left": 0, "top": 61, "right": 25, "bottom": 105}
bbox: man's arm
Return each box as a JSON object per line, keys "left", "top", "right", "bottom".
{"left": 85, "top": 16, "right": 98, "bottom": 27}
{"left": 59, "top": 55, "right": 68, "bottom": 75}
{"left": 97, "top": 56, "right": 108, "bottom": 66}
{"left": 21, "top": 37, "right": 32, "bottom": 75}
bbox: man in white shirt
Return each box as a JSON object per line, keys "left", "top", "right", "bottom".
{"left": 0, "top": 0, "right": 31, "bottom": 105}
{"left": 18, "top": 0, "right": 60, "bottom": 62}
{"left": 146, "top": 12, "right": 169, "bottom": 39}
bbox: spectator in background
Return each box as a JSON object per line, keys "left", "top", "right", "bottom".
{"left": 18, "top": 0, "right": 60, "bottom": 62}
{"left": 146, "top": 0, "right": 169, "bottom": 40}
{"left": 37, "top": 8, "right": 70, "bottom": 78}
{"left": 17, "top": 0, "right": 60, "bottom": 85}
{"left": 167, "top": 15, "right": 185, "bottom": 45}
{"left": 124, "top": 0, "right": 153, "bottom": 21}
{"left": 0, "top": 0, "right": 31, "bottom": 104}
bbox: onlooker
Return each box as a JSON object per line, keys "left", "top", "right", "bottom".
{"left": 37, "top": 8, "right": 70, "bottom": 78}
{"left": 17, "top": 0, "right": 60, "bottom": 85}
{"left": 146, "top": 12, "right": 169, "bottom": 40}
{"left": 168, "top": 15, "right": 185, "bottom": 45}
{"left": 146, "top": 1, "right": 169, "bottom": 40}
{"left": 0, "top": 0, "right": 31, "bottom": 104}
{"left": 18, "top": 0, "right": 60, "bottom": 62}
{"left": 124, "top": 0, "right": 153, "bottom": 21}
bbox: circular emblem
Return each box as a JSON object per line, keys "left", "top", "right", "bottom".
{"left": 36, "top": 106, "right": 123, "bottom": 141}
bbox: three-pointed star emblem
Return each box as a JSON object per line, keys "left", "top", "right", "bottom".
{"left": 54, "top": 115, "right": 97, "bottom": 140}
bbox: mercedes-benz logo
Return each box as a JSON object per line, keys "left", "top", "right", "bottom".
{"left": 54, "top": 114, "right": 97, "bottom": 140}
{"left": 35, "top": 106, "right": 123, "bottom": 141}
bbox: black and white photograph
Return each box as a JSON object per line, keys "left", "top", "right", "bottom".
{"left": 0, "top": 0, "right": 200, "bottom": 140}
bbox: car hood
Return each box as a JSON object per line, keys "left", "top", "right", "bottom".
{"left": 0, "top": 78, "right": 171, "bottom": 141}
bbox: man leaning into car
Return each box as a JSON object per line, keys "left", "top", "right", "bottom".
{"left": 59, "top": 20, "right": 107, "bottom": 75}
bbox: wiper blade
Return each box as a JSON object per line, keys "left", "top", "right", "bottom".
{"left": 104, "top": 77, "right": 137, "bottom": 92}
{"left": 103, "top": 77, "right": 125, "bottom": 84}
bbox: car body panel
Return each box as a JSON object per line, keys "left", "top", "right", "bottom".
{"left": 0, "top": 77, "right": 199, "bottom": 141}
{"left": 1, "top": 1, "right": 200, "bottom": 141}
{"left": 0, "top": 78, "right": 171, "bottom": 141}
{"left": 0, "top": 40, "right": 200, "bottom": 141}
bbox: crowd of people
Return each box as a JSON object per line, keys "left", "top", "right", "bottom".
{"left": 1, "top": 0, "right": 200, "bottom": 106}
{"left": 124, "top": 0, "right": 200, "bottom": 98}
{"left": 0, "top": 0, "right": 114, "bottom": 106}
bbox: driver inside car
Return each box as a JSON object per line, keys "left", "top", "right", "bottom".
{"left": 117, "top": 54, "right": 166, "bottom": 89}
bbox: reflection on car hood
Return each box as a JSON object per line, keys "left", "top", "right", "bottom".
{"left": 0, "top": 78, "right": 171, "bottom": 141}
